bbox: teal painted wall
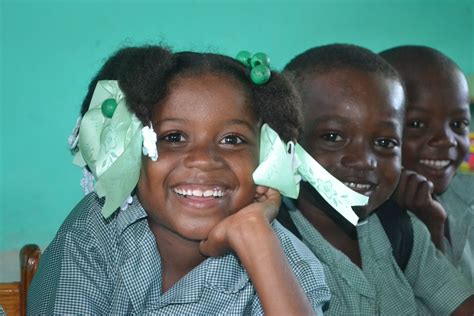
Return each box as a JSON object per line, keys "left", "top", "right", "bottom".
{"left": 1, "top": 0, "right": 473, "bottom": 252}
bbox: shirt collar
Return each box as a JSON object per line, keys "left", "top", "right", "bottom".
{"left": 115, "top": 197, "right": 250, "bottom": 311}
{"left": 115, "top": 195, "right": 148, "bottom": 235}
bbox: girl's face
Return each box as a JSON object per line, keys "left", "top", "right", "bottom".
{"left": 300, "top": 69, "right": 405, "bottom": 218}
{"left": 138, "top": 73, "right": 260, "bottom": 241}
{"left": 402, "top": 68, "right": 470, "bottom": 194}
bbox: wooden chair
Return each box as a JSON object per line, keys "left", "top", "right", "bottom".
{"left": 0, "top": 244, "right": 41, "bottom": 316}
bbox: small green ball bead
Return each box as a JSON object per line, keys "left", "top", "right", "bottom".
{"left": 101, "top": 98, "right": 117, "bottom": 118}
{"left": 236, "top": 51, "right": 252, "bottom": 67}
{"left": 250, "top": 52, "right": 270, "bottom": 68}
{"left": 250, "top": 65, "right": 271, "bottom": 85}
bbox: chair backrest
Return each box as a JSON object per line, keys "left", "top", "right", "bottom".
{"left": 0, "top": 244, "right": 41, "bottom": 316}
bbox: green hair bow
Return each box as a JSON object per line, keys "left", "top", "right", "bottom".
{"left": 73, "top": 80, "right": 143, "bottom": 218}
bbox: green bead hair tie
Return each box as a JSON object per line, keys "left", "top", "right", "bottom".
{"left": 236, "top": 50, "right": 271, "bottom": 85}
{"left": 101, "top": 98, "right": 118, "bottom": 118}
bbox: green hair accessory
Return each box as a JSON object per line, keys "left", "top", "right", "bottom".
{"left": 253, "top": 124, "right": 368, "bottom": 225}
{"left": 73, "top": 80, "right": 143, "bottom": 218}
{"left": 236, "top": 50, "right": 271, "bottom": 85}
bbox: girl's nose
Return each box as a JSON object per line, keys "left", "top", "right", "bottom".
{"left": 183, "top": 143, "right": 224, "bottom": 170}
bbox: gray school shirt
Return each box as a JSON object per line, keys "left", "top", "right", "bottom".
{"left": 285, "top": 199, "right": 474, "bottom": 315}
{"left": 28, "top": 193, "right": 330, "bottom": 315}
{"left": 438, "top": 172, "right": 474, "bottom": 286}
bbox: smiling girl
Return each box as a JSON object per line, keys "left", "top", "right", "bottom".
{"left": 28, "top": 46, "right": 330, "bottom": 314}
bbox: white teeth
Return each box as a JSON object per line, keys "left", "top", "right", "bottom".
{"left": 213, "top": 189, "right": 224, "bottom": 197}
{"left": 174, "top": 187, "right": 224, "bottom": 198}
{"left": 203, "top": 190, "right": 213, "bottom": 197}
{"left": 420, "top": 159, "right": 450, "bottom": 170}
{"left": 343, "top": 182, "right": 371, "bottom": 190}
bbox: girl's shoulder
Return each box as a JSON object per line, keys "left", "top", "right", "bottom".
{"left": 58, "top": 192, "right": 109, "bottom": 236}
{"left": 57, "top": 193, "right": 148, "bottom": 243}
{"left": 273, "top": 220, "right": 326, "bottom": 273}
{"left": 272, "top": 220, "right": 331, "bottom": 305}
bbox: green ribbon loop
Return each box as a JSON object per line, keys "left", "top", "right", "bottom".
{"left": 73, "top": 80, "right": 143, "bottom": 218}
{"left": 253, "top": 124, "right": 368, "bottom": 225}
{"left": 253, "top": 124, "right": 300, "bottom": 198}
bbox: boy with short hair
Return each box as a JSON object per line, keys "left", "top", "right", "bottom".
{"left": 381, "top": 45, "right": 474, "bottom": 285}
{"left": 282, "top": 43, "right": 474, "bottom": 314}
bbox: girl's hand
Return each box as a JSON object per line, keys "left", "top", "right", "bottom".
{"left": 201, "top": 187, "right": 315, "bottom": 315}
{"left": 199, "top": 186, "right": 281, "bottom": 257}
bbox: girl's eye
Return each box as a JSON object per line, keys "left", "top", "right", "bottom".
{"left": 374, "top": 138, "right": 399, "bottom": 149}
{"left": 451, "top": 120, "right": 470, "bottom": 130}
{"left": 407, "top": 120, "right": 425, "bottom": 128}
{"left": 162, "top": 132, "right": 186, "bottom": 143}
{"left": 321, "top": 132, "right": 343, "bottom": 142}
{"left": 220, "top": 134, "right": 244, "bottom": 145}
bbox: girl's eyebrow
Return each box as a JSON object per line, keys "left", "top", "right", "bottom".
{"left": 226, "top": 119, "right": 260, "bottom": 134}
{"left": 154, "top": 118, "right": 186, "bottom": 125}
{"left": 155, "top": 118, "right": 259, "bottom": 133}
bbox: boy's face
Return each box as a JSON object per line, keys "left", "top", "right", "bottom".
{"left": 138, "top": 73, "right": 260, "bottom": 241}
{"left": 300, "top": 69, "right": 405, "bottom": 218}
{"left": 402, "top": 68, "right": 470, "bottom": 194}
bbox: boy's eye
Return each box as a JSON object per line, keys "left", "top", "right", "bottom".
{"left": 451, "top": 120, "right": 470, "bottom": 131}
{"left": 162, "top": 132, "right": 186, "bottom": 143}
{"left": 321, "top": 132, "right": 344, "bottom": 142}
{"left": 374, "top": 138, "right": 399, "bottom": 149}
{"left": 220, "top": 134, "right": 244, "bottom": 145}
{"left": 407, "top": 120, "right": 425, "bottom": 128}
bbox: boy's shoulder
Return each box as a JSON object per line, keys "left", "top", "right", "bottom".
{"left": 440, "top": 173, "right": 474, "bottom": 210}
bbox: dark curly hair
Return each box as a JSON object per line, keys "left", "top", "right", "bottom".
{"left": 80, "top": 45, "right": 302, "bottom": 142}
{"left": 379, "top": 45, "right": 460, "bottom": 75}
{"left": 379, "top": 45, "right": 464, "bottom": 102}
{"left": 283, "top": 43, "right": 402, "bottom": 99}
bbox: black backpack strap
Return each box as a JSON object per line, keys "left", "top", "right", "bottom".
{"left": 376, "top": 199, "right": 414, "bottom": 271}
{"left": 277, "top": 198, "right": 302, "bottom": 240}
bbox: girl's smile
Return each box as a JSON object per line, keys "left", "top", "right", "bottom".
{"left": 172, "top": 183, "right": 228, "bottom": 210}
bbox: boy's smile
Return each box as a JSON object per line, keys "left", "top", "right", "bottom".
{"left": 299, "top": 68, "right": 405, "bottom": 218}
{"left": 401, "top": 67, "right": 470, "bottom": 194}
{"left": 137, "top": 73, "right": 260, "bottom": 242}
